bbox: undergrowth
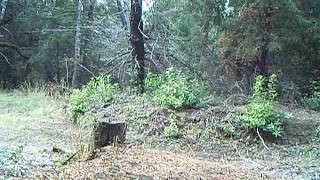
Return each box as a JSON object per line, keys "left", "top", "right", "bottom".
{"left": 70, "top": 75, "right": 119, "bottom": 116}
{"left": 301, "top": 81, "right": 320, "bottom": 112}
{"left": 237, "top": 75, "right": 292, "bottom": 138}
{"left": 145, "top": 67, "right": 207, "bottom": 109}
{"left": 69, "top": 75, "right": 121, "bottom": 159}
{"left": 163, "top": 112, "right": 180, "bottom": 138}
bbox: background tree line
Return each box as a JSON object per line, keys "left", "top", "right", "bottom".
{"left": 0, "top": 0, "right": 319, "bottom": 96}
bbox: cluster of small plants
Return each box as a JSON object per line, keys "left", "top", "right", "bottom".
{"left": 163, "top": 113, "right": 180, "bottom": 138}
{"left": 145, "top": 67, "right": 206, "bottom": 109}
{"left": 301, "top": 80, "right": 320, "bottom": 112}
{"left": 70, "top": 75, "right": 119, "bottom": 115}
{"left": 237, "top": 75, "right": 292, "bottom": 137}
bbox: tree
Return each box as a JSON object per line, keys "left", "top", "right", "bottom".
{"left": 142, "top": 0, "right": 226, "bottom": 80}
{"left": 116, "top": 0, "right": 128, "bottom": 29}
{"left": 130, "top": 0, "right": 144, "bottom": 93}
{"left": 222, "top": 0, "right": 320, "bottom": 81}
{"left": 0, "top": 0, "right": 7, "bottom": 22}
{"left": 72, "top": 0, "right": 83, "bottom": 88}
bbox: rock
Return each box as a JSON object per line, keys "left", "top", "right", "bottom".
{"left": 93, "top": 121, "right": 127, "bottom": 148}
{"left": 102, "top": 103, "right": 111, "bottom": 109}
{"left": 103, "top": 112, "right": 111, "bottom": 118}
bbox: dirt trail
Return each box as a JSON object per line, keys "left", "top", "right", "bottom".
{"left": 0, "top": 91, "right": 79, "bottom": 178}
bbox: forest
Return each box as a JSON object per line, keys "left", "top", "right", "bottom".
{"left": 0, "top": 0, "right": 319, "bottom": 179}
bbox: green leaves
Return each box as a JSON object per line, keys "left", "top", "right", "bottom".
{"left": 238, "top": 74, "right": 291, "bottom": 137}
{"left": 164, "top": 113, "right": 180, "bottom": 138}
{"left": 253, "top": 74, "right": 278, "bottom": 103}
{"left": 70, "top": 75, "right": 119, "bottom": 115}
{"left": 145, "top": 67, "right": 206, "bottom": 109}
{"left": 301, "top": 80, "right": 320, "bottom": 112}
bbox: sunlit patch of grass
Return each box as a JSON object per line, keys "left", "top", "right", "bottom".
{"left": 0, "top": 115, "right": 16, "bottom": 126}
{"left": 0, "top": 89, "right": 63, "bottom": 116}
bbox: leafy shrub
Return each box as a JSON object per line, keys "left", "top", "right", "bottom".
{"left": 221, "top": 123, "right": 236, "bottom": 135}
{"left": 145, "top": 67, "right": 206, "bottom": 109}
{"left": 301, "top": 81, "right": 320, "bottom": 111}
{"left": 70, "top": 75, "right": 119, "bottom": 115}
{"left": 145, "top": 72, "right": 165, "bottom": 92}
{"left": 237, "top": 75, "right": 292, "bottom": 137}
{"left": 164, "top": 113, "right": 180, "bottom": 138}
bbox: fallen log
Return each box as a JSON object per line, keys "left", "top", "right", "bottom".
{"left": 93, "top": 121, "right": 127, "bottom": 148}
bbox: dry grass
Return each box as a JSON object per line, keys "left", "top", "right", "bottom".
{"left": 58, "top": 145, "right": 271, "bottom": 180}
{"left": 0, "top": 89, "right": 79, "bottom": 178}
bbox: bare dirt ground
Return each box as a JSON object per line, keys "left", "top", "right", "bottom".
{"left": 1, "top": 91, "right": 320, "bottom": 179}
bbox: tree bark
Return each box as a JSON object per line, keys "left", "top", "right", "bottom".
{"left": 255, "top": 7, "right": 272, "bottom": 76}
{"left": 116, "top": 0, "right": 128, "bottom": 29}
{"left": 130, "top": 0, "right": 144, "bottom": 93}
{"left": 256, "top": 40, "right": 268, "bottom": 76}
{"left": 72, "top": 0, "right": 83, "bottom": 88}
{"left": 81, "top": 0, "right": 96, "bottom": 83}
{"left": 93, "top": 121, "right": 127, "bottom": 148}
{"left": 88, "top": 0, "right": 95, "bottom": 22}
{"left": 0, "top": 0, "right": 8, "bottom": 22}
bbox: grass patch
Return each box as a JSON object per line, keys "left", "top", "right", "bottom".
{"left": 0, "top": 90, "right": 62, "bottom": 114}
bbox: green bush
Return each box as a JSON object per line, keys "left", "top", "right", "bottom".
{"left": 70, "top": 75, "right": 119, "bottom": 115}
{"left": 145, "top": 67, "right": 206, "bottom": 109}
{"left": 301, "top": 81, "right": 320, "bottom": 111}
{"left": 163, "top": 113, "right": 180, "bottom": 138}
{"left": 237, "top": 75, "right": 292, "bottom": 137}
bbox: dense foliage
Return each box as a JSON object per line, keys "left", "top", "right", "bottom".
{"left": 237, "top": 75, "right": 292, "bottom": 137}
{"left": 0, "top": 0, "right": 319, "bottom": 94}
{"left": 145, "top": 68, "right": 206, "bottom": 109}
{"left": 0, "top": 0, "right": 319, "bottom": 140}
{"left": 70, "top": 75, "right": 119, "bottom": 115}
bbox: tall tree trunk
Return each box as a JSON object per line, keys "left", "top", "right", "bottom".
{"left": 72, "top": 0, "right": 83, "bottom": 88}
{"left": 116, "top": 0, "right": 128, "bottom": 29}
{"left": 256, "top": 40, "right": 268, "bottom": 76}
{"left": 255, "top": 7, "right": 272, "bottom": 76}
{"left": 130, "top": 0, "right": 144, "bottom": 93}
{"left": 88, "top": 0, "right": 95, "bottom": 22}
{"left": 201, "top": 0, "right": 211, "bottom": 49}
{"left": 0, "top": 0, "right": 8, "bottom": 22}
{"left": 81, "top": 0, "right": 95, "bottom": 83}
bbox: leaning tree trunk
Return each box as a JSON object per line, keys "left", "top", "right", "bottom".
{"left": 72, "top": 0, "right": 83, "bottom": 88}
{"left": 130, "top": 0, "right": 144, "bottom": 93}
{"left": 116, "top": 0, "right": 128, "bottom": 29}
{"left": 0, "top": 0, "right": 8, "bottom": 22}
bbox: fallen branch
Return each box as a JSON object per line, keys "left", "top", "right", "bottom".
{"left": 0, "top": 41, "right": 29, "bottom": 59}
{"left": 0, "top": 51, "right": 10, "bottom": 64}
{"left": 61, "top": 150, "right": 80, "bottom": 165}
{"left": 256, "top": 128, "right": 270, "bottom": 150}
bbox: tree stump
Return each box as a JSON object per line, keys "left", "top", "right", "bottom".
{"left": 93, "top": 121, "right": 127, "bottom": 148}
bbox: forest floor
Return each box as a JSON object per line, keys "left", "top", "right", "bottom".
{"left": 0, "top": 91, "right": 320, "bottom": 179}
